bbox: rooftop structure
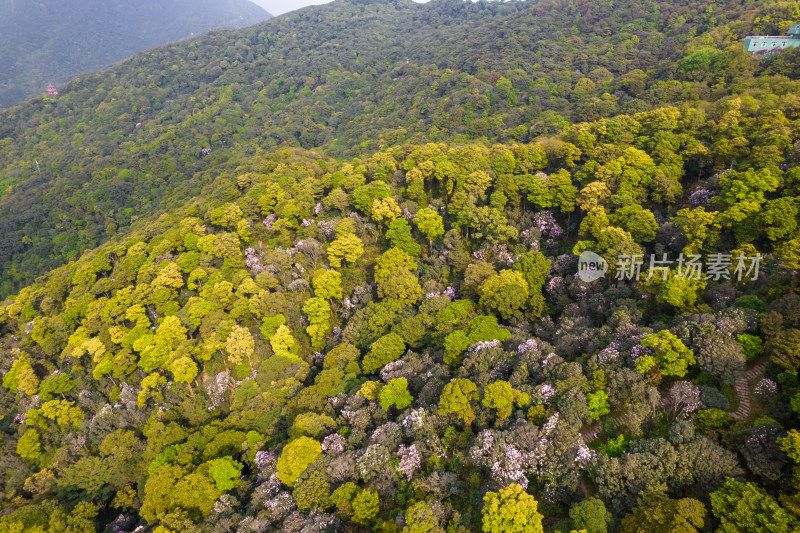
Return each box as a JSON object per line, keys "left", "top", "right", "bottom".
{"left": 744, "top": 23, "right": 800, "bottom": 54}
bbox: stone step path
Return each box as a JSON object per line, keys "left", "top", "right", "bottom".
{"left": 731, "top": 359, "right": 769, "bottom": 420}
{"left": 579, "top": 413, "right": 626, "bottom": 444}
{"left": 579, "top": 424, "right": 600, "bottom": 444}
{"left": 578, "top": 358, "right": 771, "bottom": 439}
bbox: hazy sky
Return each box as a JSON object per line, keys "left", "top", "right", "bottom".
{"left": 250, "top": 0, "right": 331, "bottom": 16}
{"left": 251, "top": 0, "right": 429, "bottom": 17}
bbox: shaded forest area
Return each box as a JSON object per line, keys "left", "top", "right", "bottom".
{"left": 0, "top": 0, "right": 270, "bottom": 109}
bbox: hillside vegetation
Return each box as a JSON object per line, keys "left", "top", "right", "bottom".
{"left": 0, "top": 0, "right": 270, "bottom": 109}
{"left": 0, "top": 0, "right": 800, "bottom": 532}
{"left": 2, "top": 0, "right": 800, "bottom": 295}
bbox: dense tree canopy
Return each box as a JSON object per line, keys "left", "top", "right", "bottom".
{"left": 0, "top": 0, "right": 799, "bottom": 531}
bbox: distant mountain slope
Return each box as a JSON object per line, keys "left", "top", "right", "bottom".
{"left": 0, "top": 0, "right": 271, "bottom": 109}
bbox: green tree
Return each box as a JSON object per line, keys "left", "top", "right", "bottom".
{"left": 172, "top": 472, "right": 220, "bottom": 519}
{"left": 482, "top": 380, "right": 530, "bottom": 420}
{"left": 16, "top": 428, "right": 41, "bottom": 462}
{"left": 444, "top": 330, "right": 471, "bottom": 366}
{"left": 152, "top": 262, "right": 184, "bottom": 290}
{"left": 759, "top": 197, "right": 798, "bottom": 241}
{"left": 479, "top": 270, "right": 530, "bottom": 320}
{"left": 374, "top": 247, "right": 417, "bottom": 283}
{"left": 579, "top": 207, "right": 611, "bottom": 239}
{"left": 137, "top": 315, "right": 187, "bottom": 373}
{"left": 206, "top": 456, "right": 243, "bottom": 492}
{"left": 379, "top": 377, "right": 413, "bottom": 410}
{"left": 377, "top": 267, "right": 423, "bottom": 305}
{"left": 352, "top": 181, "right": 391, "bottom": 215}
{"left": 462, "top": 262, "right": 497, "bottom": 299}
{"left": 586, "top": 390, "right": 611, "bottom": 420}
{"left": 636, "top": 331, "right": 696, "bottom": 377}
{"left": 352, "top": 487, "right": 380, "bottom": 526}
{"left": 276, "top": 436, "right": 322, "bottom": 487}
{"left": 303, "top": 296, "right": 332, "bottom": 350}
{"left": 27, "top": 399, "right": 83, "bottom": 429}
{"left": 621, "top": 492, "right": 706, "bottom": 533}
{"left": 140, "top": 464, "right": 185, "bottom": 524}
{"left": 482, "top": 483, "right": 544, "bottom": 533}
{"left": 653, "top": 273, "right": 706, "bottom": 312}
{"left": 403, "top": 501, "right": 444, "bottom": 533}
{"left": 225, "top": 324, "right": 254, "bottom": 366}
{"left": 512, "top": 251, "right": 550, "bottom": 317}
{"left": 362, "top": 332, "right": 406, "bottom": 374}
{"left": 414, "top": 207, "right": 445, "bottom": 247}
{"left": 569, "top": 497, "right": 612, "bottom": 533}
{"left": 439, "top": 378, "right": 479, "bottom": 425}
{"left": 312, "top": 269, "right": 343, "bottom": 300}
{"left": 710, "top": 478, "right": 797, "bottom": 533}
{"left": 673, "top": 207, "right": 718, "bottom": 255}
{"left": 609, "top": 204, "right": 658, "bottom": 242}
{"left": 58, "top": 456, "right": 115, "bottom": 503}
{"left": 526, "top": 169, "right": 577, "bottom": 211}
{"left": 38, "top": 372, "right": 75, "bottom": 401}
{"left": 293, "top": 471, "right": 331, "bottom": 512}
{"left": 386, "top": 218, "right": 421, "bottom": 256}
{"left": 290, "top": 412, "right": 336, "bottom": 439}
{"left": 595, "top": 227, "right": 643, "bottom": 273}
{"left": 49, "top": 501, "right": 99, "bottom": 533}
{"left": 737, "top": 334, "right": 763, "bottom": 362}
{"left": 327, "top": 232, "right": 364, "bottom": 268}
{"left": 331, "top": 482, "right": 360, "bottom": 518}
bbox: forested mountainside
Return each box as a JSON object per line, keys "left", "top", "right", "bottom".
{"left": 0, "top": 0, "right": 271, "bottom": 110}
{"left": 2, "top": 0, "right": 800, "bottom": 297}
{"left": 2, "top": 124, "right": 800, "bottom": 533}
{"left": 1, "top": 0, "right": 800, "bottom": 531}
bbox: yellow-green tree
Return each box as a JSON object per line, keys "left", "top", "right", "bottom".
{"left": 374, "top": 247, "right": 417, "bottom": 283}
{"left": 170, "top": 356, "right": 198, "bottom": 384}
{"left": 621, "top": 492, "right": 706, "bottom": 533}
{"left": 312, "top": 269, "right": 343, "bottom": 300}
{"left": 16, "top": 428, "right": 41, "bottom": 462}
{"left": 352, "top": 487, "right": 380, "bottom": 526}
{"left": 371, "top": 196, "right": 401, "bottom": 225}
{"left": 439, "top": 378, "right": 479, "bottom": 425}
{"left": 479, "top": 270, "right": 530, "bottom": 320}
{"left": 377, "top": 267, "right": 423, "bottom": 305}
{"left": 303, "top": 296, "right": 332, "bottom": 350}
{"left": 276, "top": 436, "right": 322, "bottom": 487}
{"left": 226, "top": 325, "right": 255, "bottom": 366}
{"left": 362, "top": 332, "right": 406, "bottom": 374}
{"left": 414, "top": 207, "right": 445, "bottom": 246}
{"left": 327, "top": 232, "right": 365, "bottom": 268}
{"left": 2, "top": 354, "right": 39, "bottom": 396}
{"left": 482, "top": 483, "right": 544, "bottom": 533}
{"left": 270, "top": 324, "right": 302, "bottom": 363}
{"left": 379, "top": 377, "right": 413, "bottom": 410}
{"left": 482, "top": 380, "right": 530, "bottom": 420}
{"left": 636, "top": 331, "right": 696, "bottom": 377}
